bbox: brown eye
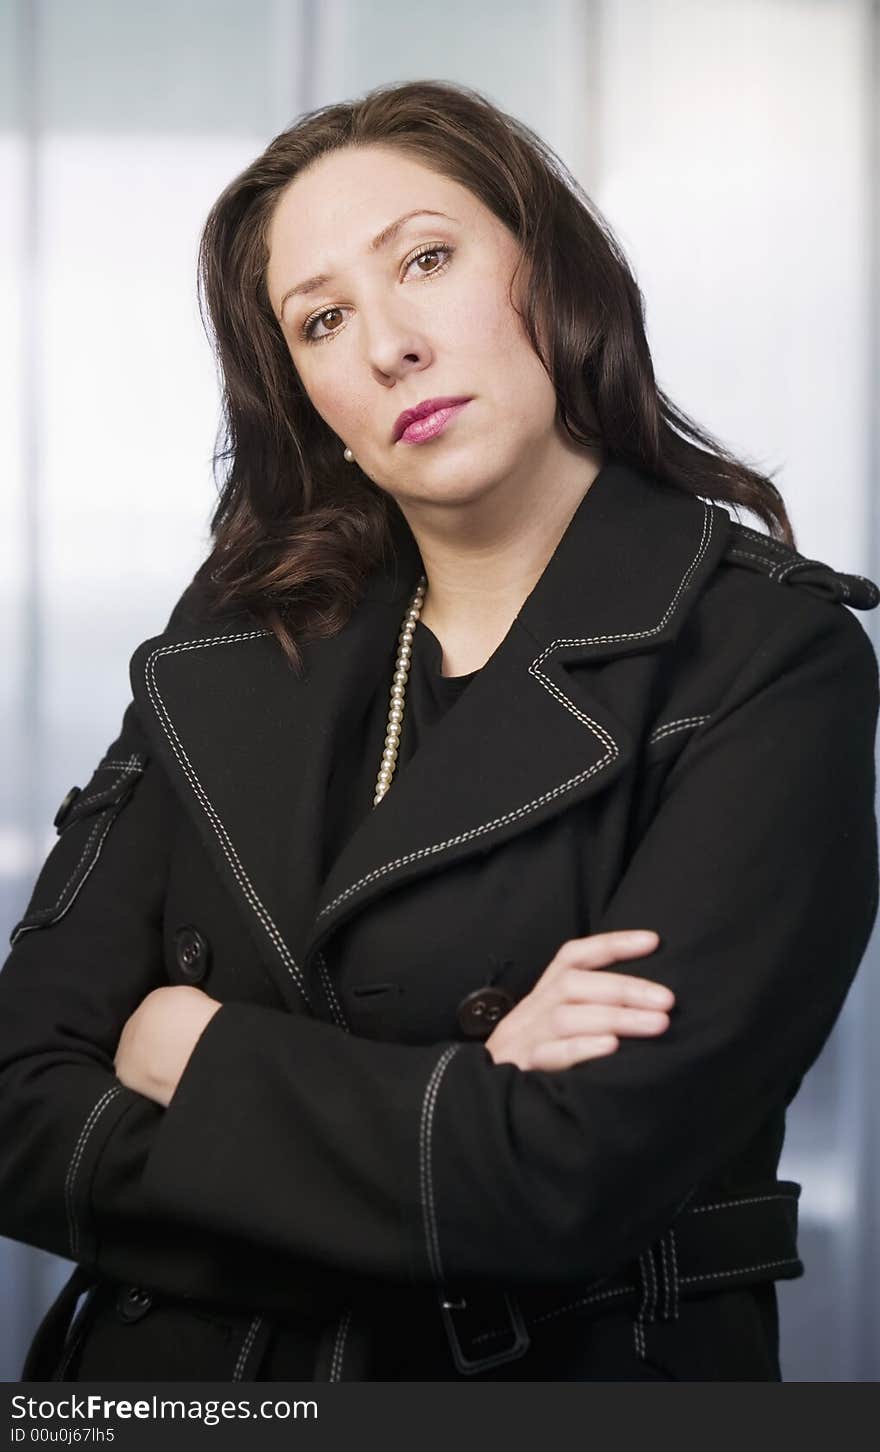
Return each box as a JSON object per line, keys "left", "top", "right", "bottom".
{"left": 303, "top": 306, "right": 344, "bottom": 343}
{"left": 414, "top": 249, "right": 443, "bottom": 273}
{"left": 405, "top": 244, "right": 453, "bottom": 279}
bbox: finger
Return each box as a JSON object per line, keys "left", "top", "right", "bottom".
{"left": 560, "top": 968, "right": 675, "bottom": 1008}
{"left": 553, "top": 931, "right": 660, "bottom": 973}
{"left": 552, "top": 1003, "right": 670, "bottom": 1038}
{"left": 530, "top": 1035, "right": 619, "bottom": 1071}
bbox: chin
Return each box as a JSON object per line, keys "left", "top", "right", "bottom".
{"left": 411, "top": 472, "right": 499, "bottom": 506}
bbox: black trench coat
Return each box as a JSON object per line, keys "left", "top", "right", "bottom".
{"left": 2, "top": 459, "right": 879, "bottom": 1383}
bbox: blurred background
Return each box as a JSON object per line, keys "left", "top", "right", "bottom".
{"left": 1, "top": 0, "right": 878, "bottom": 1381}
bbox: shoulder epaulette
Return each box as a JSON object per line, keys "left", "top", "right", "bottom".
{"left": 724, "top": 521, "right": 880, "bottom": 611}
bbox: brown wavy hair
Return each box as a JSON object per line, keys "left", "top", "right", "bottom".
{"left": 191, "top": 77, "right": 794, "bottom": 672}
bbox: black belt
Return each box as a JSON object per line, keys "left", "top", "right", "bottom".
{"left": 435, "top": 1179, "right": 803, "bottom": 1375}
{"left": 23, "top": 1181, "right": 802, "bottom": 1381}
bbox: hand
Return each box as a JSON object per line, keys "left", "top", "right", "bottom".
{"left": 484, "top": 930, "right": 674, "bottom": 1071}
{"left": 114, "top": 985, "right": 222, "bottom": 1108}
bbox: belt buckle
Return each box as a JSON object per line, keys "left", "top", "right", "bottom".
{"left": 439, "top": 1288, "right": 531, "bottom": 1376}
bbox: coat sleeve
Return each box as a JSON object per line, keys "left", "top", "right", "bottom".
{"left": 124, "top": 595, "right": 880, "bottom": 1288}
{"left": 0, "top": 585, "right": 357, "bottom": 1317}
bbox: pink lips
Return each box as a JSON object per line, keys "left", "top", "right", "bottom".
{"left": 392, "top": 396, "right": 473, "bottom": 444}
{"left": 397, "top": 397, "right": 473, "bottom": 441}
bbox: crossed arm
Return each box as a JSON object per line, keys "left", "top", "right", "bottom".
{"left": 114, "top": 924, "right": 675, "bottom": 1107}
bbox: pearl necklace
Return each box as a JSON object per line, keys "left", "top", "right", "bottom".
{"left": 373, "top": 572, "right": 428, "bottom": 807}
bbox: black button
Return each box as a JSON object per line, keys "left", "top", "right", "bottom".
{"left": 116, "top": 1286, "right": 153, "bottom": 1323}
{"left": 456, "top": 986, "right": 515, "bottom": 1040}
{"left": 174, "top": 925, "right": 211, "bottom": 983}
{"left": 53, "top": 786, "right": 81, "bottom": 832}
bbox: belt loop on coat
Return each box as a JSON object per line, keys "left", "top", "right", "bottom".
{"left": 632, "top": 1228, "right": 681, "bottom": 1362}
{"left": 632, "top": 1248, "right": 656, "bottom": 1362}
{"left": 657, "top": 1226, "right": 680, "bottom": 1322}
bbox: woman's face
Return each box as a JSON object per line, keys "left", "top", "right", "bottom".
{"left": 265, "top": 144, "right": 560, "bottom": 511}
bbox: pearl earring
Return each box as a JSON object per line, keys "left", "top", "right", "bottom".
{"left": 343, "top": 446, "right": 354, "bottom": 463}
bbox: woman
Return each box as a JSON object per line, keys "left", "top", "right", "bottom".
{"left": 2, "top": 79, "right": 878, "bottom": 1384}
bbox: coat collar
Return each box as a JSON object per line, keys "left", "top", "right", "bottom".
{"left": 130, "top": 457, "right": 730, "bottom": 1017}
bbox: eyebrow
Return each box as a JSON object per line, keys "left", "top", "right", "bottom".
{"left": 278, "top": 209, "right": 459, "bottom": 320}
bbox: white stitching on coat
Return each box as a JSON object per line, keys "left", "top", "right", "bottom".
{"left": 76, "top": 758, "right": 145, "bottom": 809}
{"left": 65, "top": 1084, "right": 124, "bottom": 1257}
{"left": 633, "top": 1252, "right": 650, "bottom": 1358}
{"left": 733, "top": 524, "right": 791, "bottom": 556}
{"left": 142, "top": 630, "right": 312, "bottom": 1010}
{"left": 329, "top": 1307, "right": 352, "bottom": 1381}
{"left": 319, "top": 756, "right": 619, "bottom": 917}
{"left": 25, "top": 818, "right": 108, "bottom": 918}
{"left": 232, "top": 1315, "right": 263, "bottom": 1380}
{"left": 775, "top": 558, "right": 807, "bottom": 583}
{"left": 11, "top": 811, "right": 126, "bottom": 945}
{"left": 528, "top": 1283, "right": 635, "bottom": 1327}
{"left": 680, "top": 1257, "right": 800, "bottom": 1283}
{"left": 647, "top": 1240, "right": 659, "bottom": 1322}
{"left": 685, "top": 1191, "right": 797, "bottom": 1214}
{"left": 316, "top": 949, "right": 349, "bottom": 1031}
{"left": 646, "top": 714, "right": 710, "bottom": 746}
{"left": 316, "top": 503, "right": 714, "bottom": 922}
{"left": 14, "top": 762, "right": 147, "bottom": 940}
{"left": 419, "top": 1044, "right": 465, "bottom": 1281}
{"left": 726, "top": 544, "right": 863, "bottom": 600}
{"left": 727, "top": 547, "right": 790, "bottom": 580}
{"left": 658, "top": 1231, "right": 673, "bottom": 1320}
{"left": 633, "top": 1242, "right": 661, "bottom": 1355}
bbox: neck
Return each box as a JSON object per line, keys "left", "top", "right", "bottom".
{"left": 401, "top": 444, "right": 606, "bottom": 654}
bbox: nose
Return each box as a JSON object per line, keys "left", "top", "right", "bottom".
{"left": 359, "top": 300, "right": 432, "bottom": 383}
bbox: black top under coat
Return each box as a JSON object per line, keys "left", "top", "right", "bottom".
{"left": 320, "top": 618, "right": 478, "bottom": 886}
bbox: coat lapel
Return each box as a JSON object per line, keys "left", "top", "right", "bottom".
{"left": 129, "top": 459, "right": 730, "bottom": 1018}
